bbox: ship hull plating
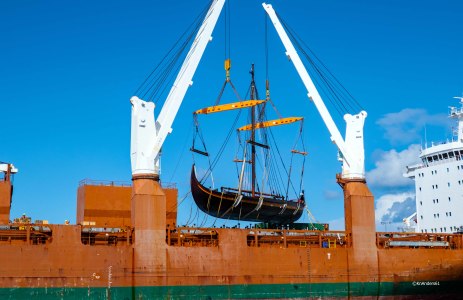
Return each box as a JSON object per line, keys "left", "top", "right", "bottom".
{"left": 1, "top": 224, "right": 463, "bottom": 299}
{"left": 1, "top": 180, "right": 463, "bottom": 299}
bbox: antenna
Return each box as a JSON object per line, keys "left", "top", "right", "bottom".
{"left": 424, "top": 125, "right": 427, "bottom": 149}
{"left": 449, "top": 96, "right": 463, "bottom": 143}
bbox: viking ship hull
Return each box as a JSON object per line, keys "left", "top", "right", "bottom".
{"left": 190, "top": 165, "right": 304, "bottom": 224}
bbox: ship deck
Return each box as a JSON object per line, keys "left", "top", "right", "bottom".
{"left": 1, "top": 224, "right": 462, "bottom": 250}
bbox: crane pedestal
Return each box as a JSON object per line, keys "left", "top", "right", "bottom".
{"left": 338, "top": 175, "right": 379, "bottom": 283}
{"left": 131, "top": 175, "right": 167, "bottom": 286}
{"left": 0, "top": 180, "right": 11, "bottom": 224}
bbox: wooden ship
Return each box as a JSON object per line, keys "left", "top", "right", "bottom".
{"left": 190, "top": 64, "right": 306, "bottom": 224}
{"left": 1, "top": 1, "right": 463, "bottom": 299}
{"left": 190, "top": 165, "right": 305, "bottom": 224}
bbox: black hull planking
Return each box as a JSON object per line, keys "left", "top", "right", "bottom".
{"left": 190, "top": 165, "right": 304, "bottom": 224}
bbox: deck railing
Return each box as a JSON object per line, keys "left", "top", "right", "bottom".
{"left": 0, "top": 224, "right": 135, "bottom": 246}
{"left": 78, "top": 178, "right": 177, "bottom": 189}
{"left": 376, "top": 232, "right": 463, "bottom": 249}
{"left": 0, "top": 224, "right": 52, "bottom": 245}
{"left": 246, "top": 229, "right": 350, "bottom": 248}
{"left": 167, "top": 227, "right": 219, "bottom": 247}
{"left": 81, "top": 226, "right": 133, "bottom": 246}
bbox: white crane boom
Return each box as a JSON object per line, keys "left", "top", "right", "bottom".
{"left": 131, "top": 0, "right": 226, "bottom": 176}
{"left": 262, "top": 3, "right": 367, "bottom": 180}
{"left": 403, "top": 212, "right": 417, "bottom": 227}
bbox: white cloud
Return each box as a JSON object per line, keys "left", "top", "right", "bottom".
{"left": 366, "top": 144, "right": 421, "bottom": 188}
{"left": 375, "top": 192, "right": 415, "bottom": 231}
{"left": 328, "top": 217, "right": 345, "bottom": 231}
{"left": 376, "top": 108, "right": 448, "bottom": 145}
{"left": 328, "top": 192, "right": 415, "bottom": 232}
{"left": 323, "top": 190, "right": 341, "bottom": 200}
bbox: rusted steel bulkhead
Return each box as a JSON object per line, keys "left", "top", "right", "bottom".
{"left": 337, "top": 174, "right": 379, "bottom": 287}
{"left": 131, "top": 173, "right": 167, "bottom": 287}
{"left": 0, "top": 179, "right": 12, "bottom": 224}
{"left": 0, "top": 164, "right": 13, "bottom": 223}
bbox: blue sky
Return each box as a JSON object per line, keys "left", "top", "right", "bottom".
{"left": 1, "top": 0, "right": 463, "bottom": 229}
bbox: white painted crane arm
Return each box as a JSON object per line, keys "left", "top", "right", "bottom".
{"left": 131, "top": 0, "right": 226, "bottom": 176}
{"left": 262, "top": 3, "right": 366, "bottom": 179}
{"left": 262, "top": 3, "right": 351, "bottom": 164}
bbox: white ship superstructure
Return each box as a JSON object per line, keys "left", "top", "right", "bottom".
{"left": 405, "top": 97, "right": 463, "bottom": 233}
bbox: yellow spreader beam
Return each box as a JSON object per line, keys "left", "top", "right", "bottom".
{"left": 238, "top": 117, "right": 303, "bottom": 131}
{"left": 194, "top": 100, "right": 266, "bottom": 115}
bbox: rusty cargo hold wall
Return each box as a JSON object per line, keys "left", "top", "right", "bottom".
{"left": 0, "top": 178, "right": 12, "bottom": 224}
{"left": 0, "top": 164, "right": 14, "bottom": 224}
{"left": 77, "top": 179, "right": 177, "bottom": 228}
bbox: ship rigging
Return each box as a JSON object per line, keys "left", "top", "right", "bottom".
{"left": 190, "top": 63, "right": 307, "bottom": 224}
{"left": 3, "top": 1, "right": 463, "bottom": 298}
{"left": 130, "top": 0, "right": 366, "bottom": 226}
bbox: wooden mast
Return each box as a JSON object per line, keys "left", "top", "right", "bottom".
{"left": 250, "top": 64, "right": 256, "bottom": 197}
